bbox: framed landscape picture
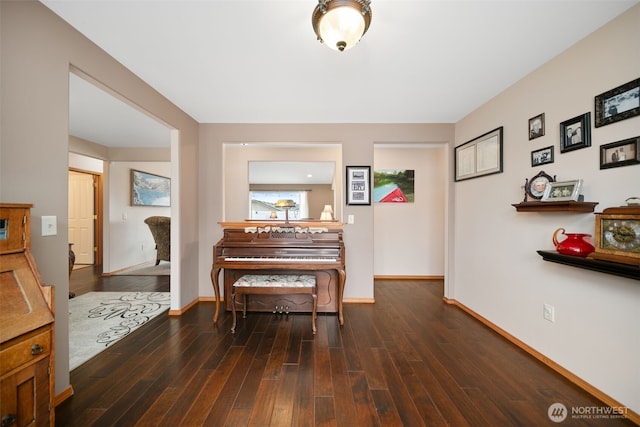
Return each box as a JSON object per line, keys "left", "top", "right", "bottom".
{"left": 131, "top": 169, "right": 171, "bottom": 207}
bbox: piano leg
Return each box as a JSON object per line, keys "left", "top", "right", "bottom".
{"left": 337, "top": 268, "right": 346, "bottom": 325}
{"left": 210, "top": 266, "right": 221, "bottom": 323}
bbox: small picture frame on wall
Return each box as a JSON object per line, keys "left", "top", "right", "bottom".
{"left": 346, "top": 166, "right": 371, "bottom": 205}
{"left": 559, "top": 112, "right": 591, "bottom": 153}
{"left": 528, "top": 113, "right": 545, "bottom": 140}
{"left": 594, "top": 78, "right": 640, "bottom": 128}
{"left": 600, "top": 136, "right": 640, "bottom": 170}
{"left": 531, "top": 145, "right": 554, "bottom": 167}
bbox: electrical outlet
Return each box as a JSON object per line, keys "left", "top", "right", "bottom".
{"left": 543, "top": 303, "right": 555, "bottom": 322}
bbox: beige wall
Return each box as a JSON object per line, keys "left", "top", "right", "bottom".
{"left": 453, "top": 5, "right": 640, "bottom": 413}
{"left": 1, "top": 1, "right": 199, "bottom": 397}
{"left": 198, "top": 124, "right": 454, "bottom": 301}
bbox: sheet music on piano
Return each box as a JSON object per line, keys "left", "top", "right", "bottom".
{"left": 210, "top": 220, "right": 346, "bottom": 325}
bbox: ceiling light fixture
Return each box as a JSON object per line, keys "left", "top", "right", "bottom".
{"left": 312, "top": 0, "right": 372, "bottom": 52}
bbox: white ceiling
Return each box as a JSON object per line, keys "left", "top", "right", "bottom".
{"left": 45, "top": 0, "right": 638, "bottom": 149}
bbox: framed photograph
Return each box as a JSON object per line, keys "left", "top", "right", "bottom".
{"left": 559, "top": 112, "right": 591, "bottom": 153}
{"left": 600, "top": 136, "right": 640, "bottom": 169}
{"left": 454, "top": 126, "right": 503, "bottom": 182}
{"left": 526, "top": 170, "right": 555, "bottom": 201}
{"left": 541, "top": 179, "right": 582, "bottom": 202}
{"left": 531, "top": 145, "right": 554, "bottom": 167}
{"left": 528, "top": 113, "right": 545, "bottom": 140}
{"left": 346, "top": 166, "right": 371, "bottom": 205}
{"left": 594, "top": 78, "right": 640, "bottom": 128}
{"left": 131, "top": 169, "right": 171, "bottom": 207}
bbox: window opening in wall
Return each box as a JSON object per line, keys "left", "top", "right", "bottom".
{"left": 249, "top": 191, "right": 309, "bottom": 220}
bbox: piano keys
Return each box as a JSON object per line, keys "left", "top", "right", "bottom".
{"left": 210, "top": 221, "right": 346, "bottom": 325}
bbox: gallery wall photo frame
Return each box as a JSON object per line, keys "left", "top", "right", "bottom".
{"left": 599, "top": 136, "right": 640, "bottom": 170}
{"left": 528, "top": 113, "right": 545, "bottom": 140}
{"left": 346, "top": 166, "right": 371, "bottom": 205}
{"left": 594, "top": 77, "right": 640, "bottom": 128}
{"left": 531, "top": 145, "right": 554, "bottom": 167}
{"left": 454, "top": 126, "right": 503, "bottom": 182}
{"left": 131, "top": 169, "right": 171, "bottom": 207}
{"left": 559, "top": 112, "right": 591, "bottom": 153}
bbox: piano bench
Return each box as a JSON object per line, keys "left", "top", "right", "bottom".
{"left": 231, "top": 274, "right": 317, "bottom": 334}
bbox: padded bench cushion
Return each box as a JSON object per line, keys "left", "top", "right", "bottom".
{"left": 233, "top": 274, "right": 316, "bottom": 288}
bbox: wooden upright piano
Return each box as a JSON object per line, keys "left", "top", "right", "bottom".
{"left": 210, "top": 221, "right": 346, "bottom": 325}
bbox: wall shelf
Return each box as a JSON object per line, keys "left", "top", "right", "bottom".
{"left": 537, "top": 250, "right": 639, "bottom": 280}
{"left": 512, "top": 201, "right": 598, "bottom": 212}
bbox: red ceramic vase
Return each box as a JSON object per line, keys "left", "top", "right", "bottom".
{"left": 552, "top": 228, "right": 595, "bottom": 257}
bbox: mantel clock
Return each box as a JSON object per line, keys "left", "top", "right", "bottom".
{"left": 591, "top": 206, "right": 640, "bottom": 265}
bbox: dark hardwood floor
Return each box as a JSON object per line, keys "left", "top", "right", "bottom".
{"left": 57, "top": 269, "right": 634, "bottom": 426}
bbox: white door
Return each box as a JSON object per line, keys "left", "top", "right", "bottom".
{"left": 68, "top": 171, "right": 95, "bottom": 265}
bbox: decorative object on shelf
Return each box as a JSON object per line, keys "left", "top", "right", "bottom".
{"left": 627, "top": 197, "right": 640, "bottom": 206}
{"left": 594, "top": 77, "right": 640, "bottom": 128}
{"left": 275, "top": 199, "right": 296, "bottom": 223}
{"left": 599, "top": 135, "right": 640, "bottom": 169}
{"left": 512, "top": 201, "right": 598, "bottom": 213}
{"left": 320, "top": 205, "right": 334, "bottom": 220}
{"left": 346, "top": 165, "right": 371, "bottom": 205}
{"left": 591, "top": 206, "right": 640, "bottom": 265}
{"left": 455, "top": 127, "right": 503, "bottom": 182}
{"left": 559, "top": 112, "right": 591, "bottom": 153}
{"left": 552, "top": 227, "right": 595, "bottom": 257}
{"left": 541, "top": 179, "right": 582, "bottom": 202}
{"left": 311, "top": 0, "right": 372, "bottom": 52}
{"left": 531, "top": 146, "right": 554, "bottom": 167}
{"left": 69, "top": 243, "right": 75, "bottom": 277}
{"left": 523, "top": 170, "right": 555, "bottom": 201}
{"left": 528, "top": 112, "right": 545, "bottom": 140}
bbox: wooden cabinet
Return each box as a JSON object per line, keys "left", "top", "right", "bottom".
{"left": 0, "top": 204, "right": 55, "bottom": 426}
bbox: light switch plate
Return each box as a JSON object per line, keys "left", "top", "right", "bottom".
{"left": 41, "top": 215, "right": 57, "bottom": 236}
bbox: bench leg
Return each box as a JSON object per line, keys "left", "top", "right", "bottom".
{"left": 311, "top": 290, "right": 317, "bottom": 334}
{"left": 231, "top": 289, "right": 237, "bottom": 333}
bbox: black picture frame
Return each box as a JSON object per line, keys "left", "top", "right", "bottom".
{"left": 599, "top": 136, "right": 640, "bottom": 170}
{"left": 528, "top": 113, "right": 545, "bottom": 140}
{"left": 531, "top": 145, "right": 554, "bottom": 167}
{"left": 594, "top": 78, "right": 640, "bottom": 128}
{"left": 559, "top": 112, "right": 591, "bottom": 153}
{"left": 454, "top": 127, "right": 503, "bottom": 182}
{"left": 526, "top": 170, "right": 555, "bottom": 201}
{"left": 346, "top": 166, "right": 371, "bottom": 205}
{"left": 131, "top": 169, "right": 171, "bottom": 207}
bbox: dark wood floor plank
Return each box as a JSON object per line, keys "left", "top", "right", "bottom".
{"left": 57, "top": 273, "right": 637, "bottom": 426}
{"left": 348, "top": 371, "right": 382, "bottom": 427}
{"left": 292, "top": 341, "right": 315, "bottom": 426}
{"left": 328, "top": 347, "right": 359, "bottom": 426}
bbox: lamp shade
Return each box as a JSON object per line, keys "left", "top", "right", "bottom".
{"left": 320, "top": 205, "right": 334, "bottom": 221}
{"left": 312, "top": 0, "right": 372, "bottom": 52}
{"left": 275, "top": 199, "right": 296, "bottom": 208}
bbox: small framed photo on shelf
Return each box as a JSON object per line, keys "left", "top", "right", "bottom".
{"left": 600, "top": 136, "right": 640, "bottom": 169}
{"left": 531, "top": 145, "right": 554, "bottom": 167}
{"left": 454, "top": 127, "right": 503, "bottom": 182}
{"left": 541, "top": 179, "right": 582, "bottom": 202}
{"left": 528, "top": 113, "right": 545, "bottom": 140}
{"left": 346, "top": 166, "right": 371, "bottom": 205}
{"left": 560, "top": 112, "right": 591, "bottom": 153}
{"left": 594, "top": 78, "right": 640, "bottom": 128}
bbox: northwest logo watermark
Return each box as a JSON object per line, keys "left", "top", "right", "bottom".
{"left": 548, "top": 403, "right": 629, "bottom": 422}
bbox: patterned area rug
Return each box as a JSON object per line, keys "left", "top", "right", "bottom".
{"left": 112, "top": 262, "right": 170, "bottom": 276}
{"left": 69, "top": 292, "right": 171, "bottom": 370}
